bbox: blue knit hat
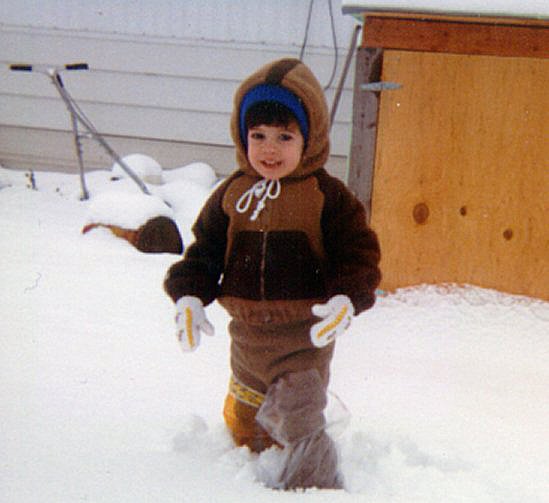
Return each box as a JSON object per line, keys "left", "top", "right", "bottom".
{"left": 239, "top": 84, "right": 309, "bottom": 147}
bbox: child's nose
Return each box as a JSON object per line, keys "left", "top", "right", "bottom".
{"left": 263, "top": 138, "right": 277, "bottom": 152}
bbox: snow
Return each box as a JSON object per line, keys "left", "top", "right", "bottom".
{"left": 111, "top": 154, "right": 164, "bottom": 186}
{"left": 85, "top": 192, "right": 174, "bottom": 229}
{"left": 341, "top": 0, "right": 549, "bottom": 18}
{"left": 1, "top": 162, "right": 548, "bottom": 502}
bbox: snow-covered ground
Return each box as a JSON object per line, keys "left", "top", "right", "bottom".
{"left": 1, "top": 161, "right": 548, "bottom": 502}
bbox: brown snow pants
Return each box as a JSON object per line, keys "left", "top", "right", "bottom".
{"left": 222, "top": 317, "right": 341, "bottom": 489}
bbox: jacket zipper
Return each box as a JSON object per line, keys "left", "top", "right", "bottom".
{"left": 260, "top": 231, "right": 268, "bottom": 300}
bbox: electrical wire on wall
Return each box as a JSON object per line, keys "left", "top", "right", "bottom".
{"left": 298, "top": 0, "right": 339, "bottom": 91}
{"left": 299, "top": 0, "right": 314, "bottom": 61}
{"left": 324, "top": 0, "right": 338, "bottom": 90}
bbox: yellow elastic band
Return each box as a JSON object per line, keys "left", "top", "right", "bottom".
{"left": 229, "top": 375, "right": 265, "bottom": 408}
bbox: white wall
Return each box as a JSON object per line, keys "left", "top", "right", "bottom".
{"left": 0, "top": 0, "right": 359, "bottom": 178}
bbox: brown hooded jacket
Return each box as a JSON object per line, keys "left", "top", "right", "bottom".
{"left": 165, "top": 58, "right": 381, "bottom": 325}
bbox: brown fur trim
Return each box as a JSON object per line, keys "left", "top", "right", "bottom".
{"left": 230, "top": 58, "right": 330, "bottom": 178}
{"left": 265, "top": 58, "right": 301, "bottom": 85}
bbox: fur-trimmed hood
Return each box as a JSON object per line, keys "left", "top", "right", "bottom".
{"left": 230, "top": 58, "right": 330, "bottom": 179}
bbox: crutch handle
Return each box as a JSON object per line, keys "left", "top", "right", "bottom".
{"left": 9, "top": 62, "right": 89, "bottom": 73}
{"left": 65, "top": 63, "right": 89, "bottom": 71}
{"left": 9, "top": 64, "right": 33, "bottom": 72}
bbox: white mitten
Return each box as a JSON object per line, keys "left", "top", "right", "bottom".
{"left": 310, "top": 295, "right": 354, "bottom": 348}
{"left": 175, "top": 296, "right": 214, "bottom": 352}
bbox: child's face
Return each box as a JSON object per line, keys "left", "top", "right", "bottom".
{"left": 246, "top": 122, "right": 304, "bottom": 180}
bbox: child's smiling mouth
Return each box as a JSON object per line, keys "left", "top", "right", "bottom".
{"left": 261, "top": 160, "right": 281, "bottom": 168}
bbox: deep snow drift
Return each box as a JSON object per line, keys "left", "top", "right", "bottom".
{"left": 1, "top": 161, "right": 548, "bottom": 503}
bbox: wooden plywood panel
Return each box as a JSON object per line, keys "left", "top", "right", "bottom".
{"left": 361, "top": 15, "right": 549, "bottom": 58}
{"left": 370, "top": 50, "right": 549, "bottom": 300}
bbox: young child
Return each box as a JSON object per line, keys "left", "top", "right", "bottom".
{"left": 164, "top": 58, "right": 381, "bottom": 489}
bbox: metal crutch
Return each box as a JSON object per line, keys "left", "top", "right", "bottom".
{"left": 9, "top": 62, "right": 150, "bottom": 200}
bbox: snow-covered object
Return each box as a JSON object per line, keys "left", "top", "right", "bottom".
{"left": 111, "top": 153, "right": 163, "bottom": 185}
{"left": 342, "top": 0, "right": 549, "bottom": 18}
{"left": 158, "top": 179, "right": 215, "bottom": 246}
{"left": 163, "top": 162, "right": 217, "bottom": 188}
{"left": 159, "top": 179, "right": 212, "bottom": 219}
{"left": 86, "top": 191, "right": 173, "bottom": 229}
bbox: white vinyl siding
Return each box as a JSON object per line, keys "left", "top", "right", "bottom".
{"left": 0, "top": 1, "right": 358, "bottom": 178}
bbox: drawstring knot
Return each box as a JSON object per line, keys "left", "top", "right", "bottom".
{"left": 236, "top": 178, "right": 281, "bottom": 221}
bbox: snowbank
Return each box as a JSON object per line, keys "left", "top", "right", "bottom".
{"left": 85, "top": 192, "right": 174, "bottom": 229}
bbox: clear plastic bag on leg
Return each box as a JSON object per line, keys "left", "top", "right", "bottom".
{"left": 256, "top": 369, "right": 345, "bottom": 490}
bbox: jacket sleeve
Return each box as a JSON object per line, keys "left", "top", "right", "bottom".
{"left": 163, "top": 177, "right": 232, "bottom": 306}
{"left": 317, "top": 170, "right": 381, "bottom": 314}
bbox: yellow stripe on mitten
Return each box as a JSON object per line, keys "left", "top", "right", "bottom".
{"left": 174, "top": 296, "right": 214, "bottom": 352}
{"left": 310, "top": 295, "right": 354, "bottom": 348}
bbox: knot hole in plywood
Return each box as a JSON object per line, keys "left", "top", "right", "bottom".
{"left": 413, "top": 202, "right": 430, "bottom": 225}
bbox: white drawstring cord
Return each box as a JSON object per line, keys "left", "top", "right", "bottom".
{"left": 236, "top": 178, "right": 281, "bottom": 221}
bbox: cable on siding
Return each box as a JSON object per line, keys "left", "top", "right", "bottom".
{"left": 299, "top": 0, "right": 314, "bottom": 61}
{"left": 323, "top": 0, "right": 338, "bottom": 90}
{"left": 298, "top": 0, "right": 339, "bottom": 91}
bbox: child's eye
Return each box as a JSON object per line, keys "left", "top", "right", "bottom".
{"left": 279, "top": 133, "right": 294, "bottom": 142}
{"left": 249, "top": 131, "right": 265, "bottom": 141}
